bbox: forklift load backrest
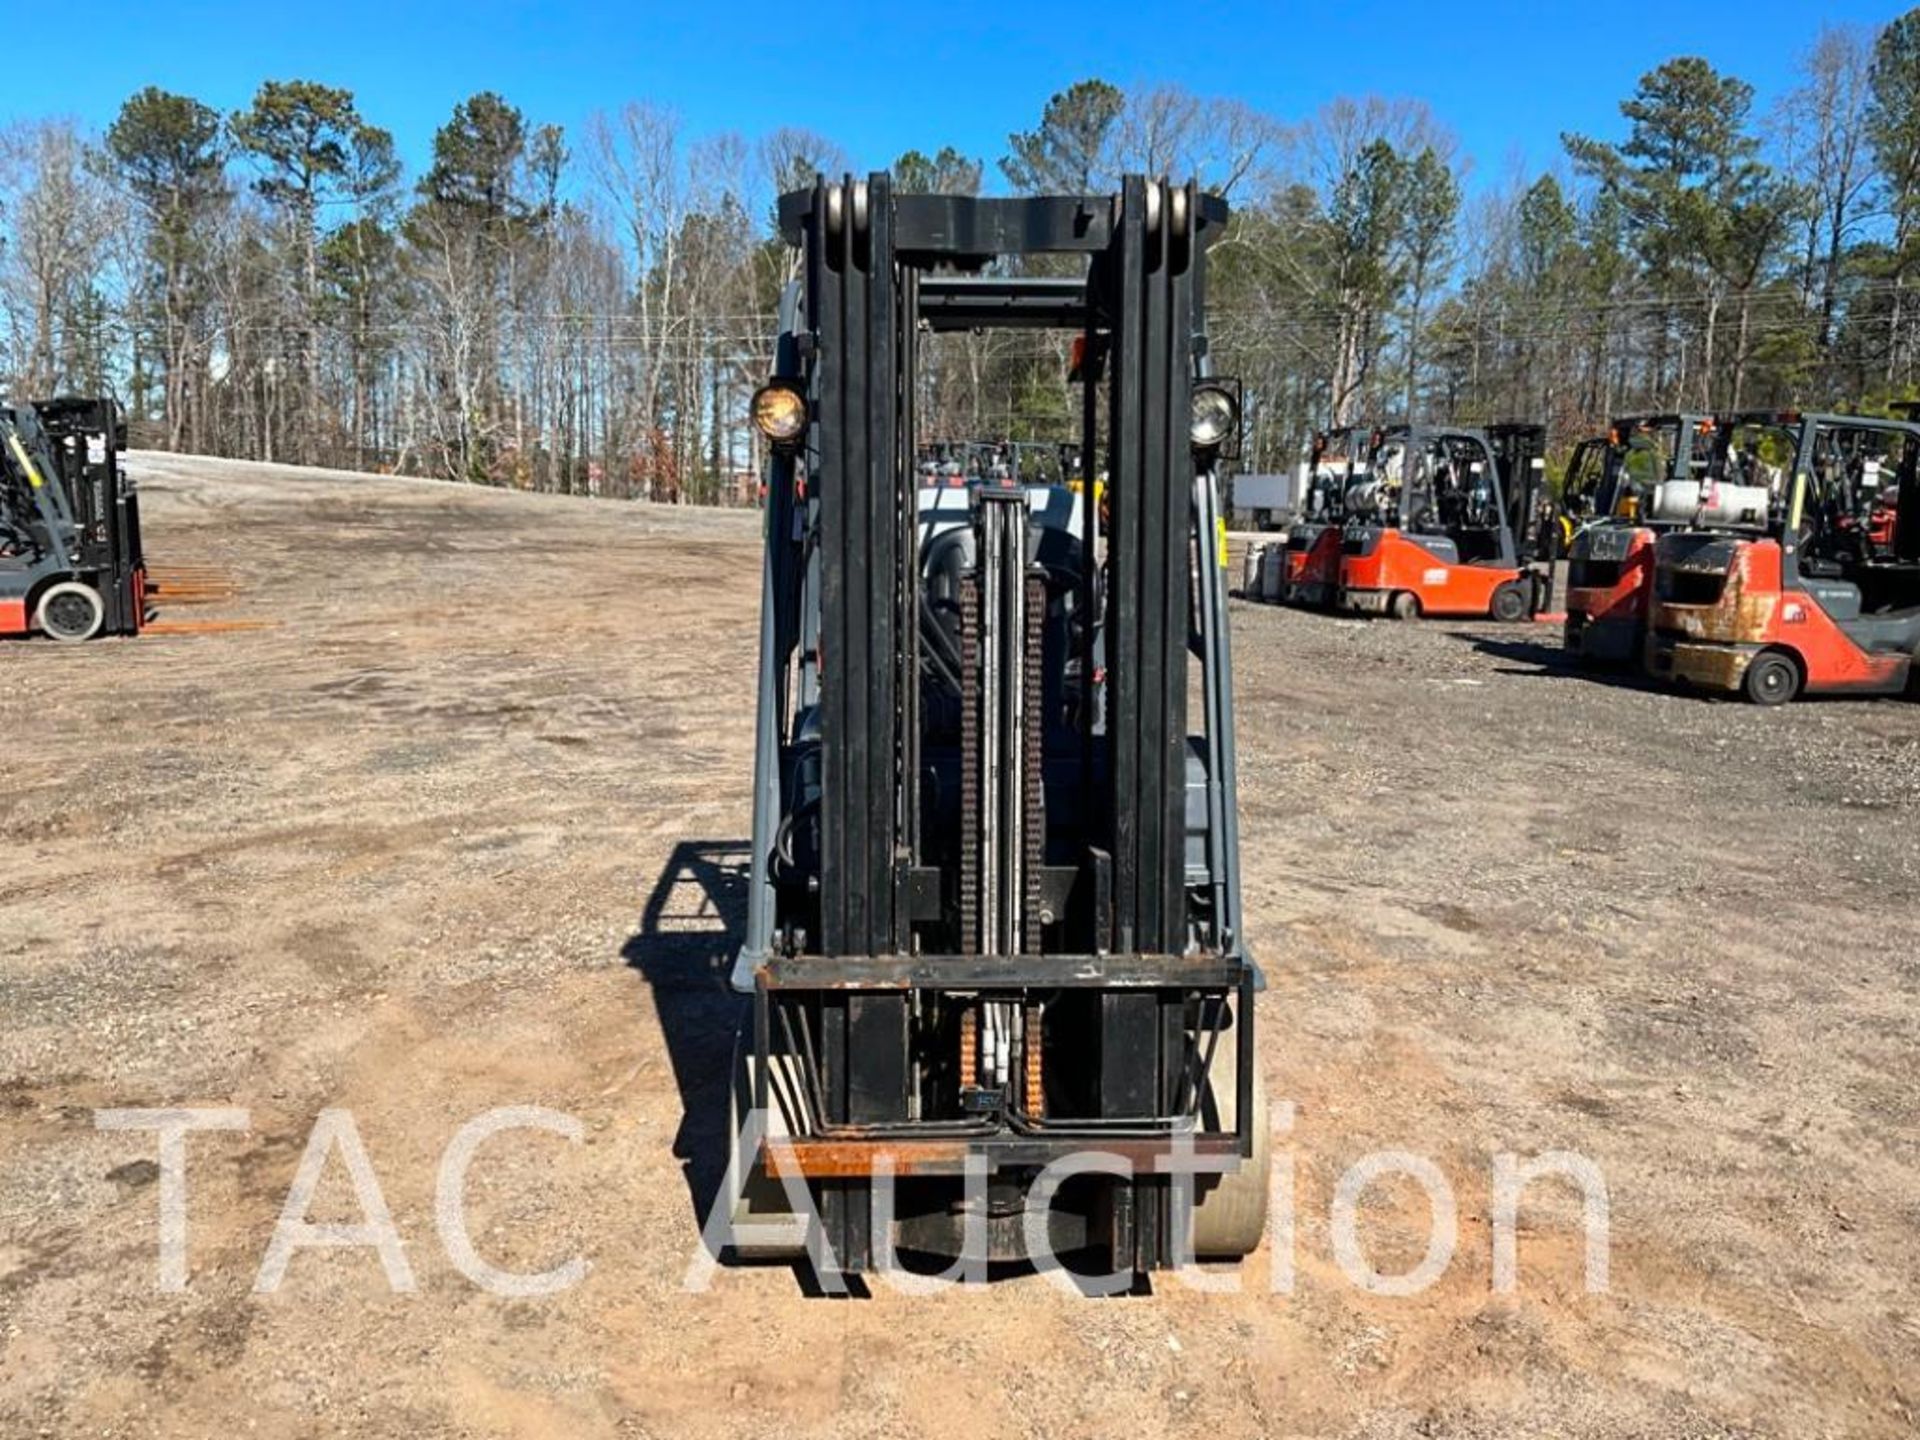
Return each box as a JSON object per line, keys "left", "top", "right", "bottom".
{"left": 1487, "top": 422, "right": 1546, "bottom": 547}
{"left": 1561, "top": 436, "right": 1614, "bottom": 519}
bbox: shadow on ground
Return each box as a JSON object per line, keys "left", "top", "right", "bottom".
{"left": 622, "top": 839, "right": 751, "bottom": 1241}
{"left": 1451, "top": 630, "right": 1660, "bottom": 693}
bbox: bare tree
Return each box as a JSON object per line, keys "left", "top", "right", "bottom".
{"left": 1778, "top": 25, "right": 1876, "bottom": 370}
{"left": 0, "top": 121, "right": 117, "bottom": 394}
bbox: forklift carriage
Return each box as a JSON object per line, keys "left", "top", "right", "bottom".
{"left": 728, "top": 174, "right": 1265, "bottom": 1279}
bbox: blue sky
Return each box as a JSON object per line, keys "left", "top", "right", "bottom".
{"left": 4, "top": 0, "right": 1906, "bottom": 192}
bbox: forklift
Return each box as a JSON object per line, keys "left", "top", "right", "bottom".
{"left": 1646, "top": 411, "right": 1920, "bottom": 704}
{"left": 1, "top": 396, "right": 145, "bottom": 641}
{"left": 727, "top": 174, "right": 1264, "bottom": 1283}
{"left": 1337, "top": 421, "right": 1547, "bottom": 621}
{"left": 1562, "top": 413, "right": 1713, "bottom": 665}
{"left": 1281, "top": 425, "right": 1367, "bottom": 608}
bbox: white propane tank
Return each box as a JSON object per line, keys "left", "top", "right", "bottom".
{"left": 1345, "top": 479, "right": 1384, "bottom": 517}
{"left": 1650, "top": 479, "right": 1770, "bottom": 527}
{"left": 1243, "top": 543, "right": 1263, "bottom": 595}
{"left": 1258, "top": 544, "right": 1286, "bottom": 601}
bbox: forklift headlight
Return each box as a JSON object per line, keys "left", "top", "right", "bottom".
{"left": 752, "top": 383, "right": 808, "bottom": 447}
{"left": 1190, "top": 383, "right": 1238, "bottom": 450}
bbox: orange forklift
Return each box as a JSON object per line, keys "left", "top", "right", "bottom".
{"left": 1562, "top": 413, "right": 1714, "bottom": 665}
{"left": 1281, "top": 425, "right": 1367, "bottom": 607}
{"left": 1338, "top": 421, "right": 1547, "bottom": 621}
{"left": 1646, "top": 411, "right": 1920, "bottom": 704}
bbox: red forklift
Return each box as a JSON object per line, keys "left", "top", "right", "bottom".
{"left": 1646, "top": 411, "right": 1920, "bottom": 704}
{"left": 1338, "top": 421, "right": 1547, "bottom": 621}
{"left": 0, "top": 397, "right": 144, "bottom": 641}
{"left": 1281, "top": 425, "right": 1367, "bottom": 608}
{"left": 1562, "top": 413, "right": 1714, "bottom": 665}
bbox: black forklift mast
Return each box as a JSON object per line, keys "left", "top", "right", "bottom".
{"left": 747, "top": 174, "right": 1237, "bottom": 972}
{"left": 34, "top": 397, "right": 144, "bottom": 636}
{"left": 1487, "top": 421, "right": 1547, "bottom": 556}
{"left": 733, "top": 174, "right": 1255, "bottom": 1275}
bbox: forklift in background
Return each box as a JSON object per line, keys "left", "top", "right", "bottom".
{"left": 729, "top": 173, "right": 1265, "bottom": 1283}
{"left": 1562, "top": 413, "right": 1714, "bottom": 665}
{"left": 1, "top": 397, "right": 145, "bottom": 641}
{"left": 1556, "top": 430, "right": 1620, "bottom": 544}
{"left": 1337, "top": 421, "right": 1547, "bottom": 621}
{"left": 1281, "top": 425, "right": 1366, "bottom": 608}
{"left": 1646, "top": 411, "right": 1920, "bottom": 704}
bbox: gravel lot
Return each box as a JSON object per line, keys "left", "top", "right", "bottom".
{"left": 2, "top": 453, "right": 1917, "bottom": 1438}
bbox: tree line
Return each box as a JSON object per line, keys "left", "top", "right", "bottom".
{"left": 3, "top": 10, "right": 1920, "bottom": 498}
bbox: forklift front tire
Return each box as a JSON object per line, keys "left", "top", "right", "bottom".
{"left": 1190, "top": 1024, "right": 1270, "bottom": 1259}
{"left": 35, "top": 581, "right": 105, "bottom": 643}
{"left": 1742, "top": 650, "right": 1802, "bottom": 707}
{"left": 1389, "top": 591, "right": 1420, "bottom": 622}
{"left": 1490, "top": 582, "right": 1530, "bottom": 624}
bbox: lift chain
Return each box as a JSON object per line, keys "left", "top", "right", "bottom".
{"left": 958, "top": 571, "right": 979, "bottom": 957}
{"left": 1022, "top": 573, "right": 1045, "bottom": 955}
{"left": 1024, "top": 999, "right": 1045, "bottom": 1118}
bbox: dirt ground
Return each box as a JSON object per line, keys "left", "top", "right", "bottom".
{"left": 3, "top": 453, "right": 1918, "bottom": 1439}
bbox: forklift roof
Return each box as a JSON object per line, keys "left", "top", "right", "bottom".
{"left": 1722, "top": 410, "right": 1920, "bottom": 435}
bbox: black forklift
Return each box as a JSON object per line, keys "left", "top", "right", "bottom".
{"left": 725, "top": 174, "right": 1265, "bottom": 1285}
{"left": 0, "top": 396, "right": 144, "bottom": 641}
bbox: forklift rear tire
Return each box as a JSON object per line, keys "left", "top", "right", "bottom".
{"left": 1190, "top": 1022, "right": 1270, "bottom": 1259}
{"left": 1389, "top": 591, "right": 1420, "bottom": 622}
{"left": 1490, "top": 583, "right": 1530, "bottom": 624}
{"left": 1742, "top": 650, "right": 1802, "bottom": 707}
{"left": 34, "top": 581, "right": 105, "bottom": 642}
